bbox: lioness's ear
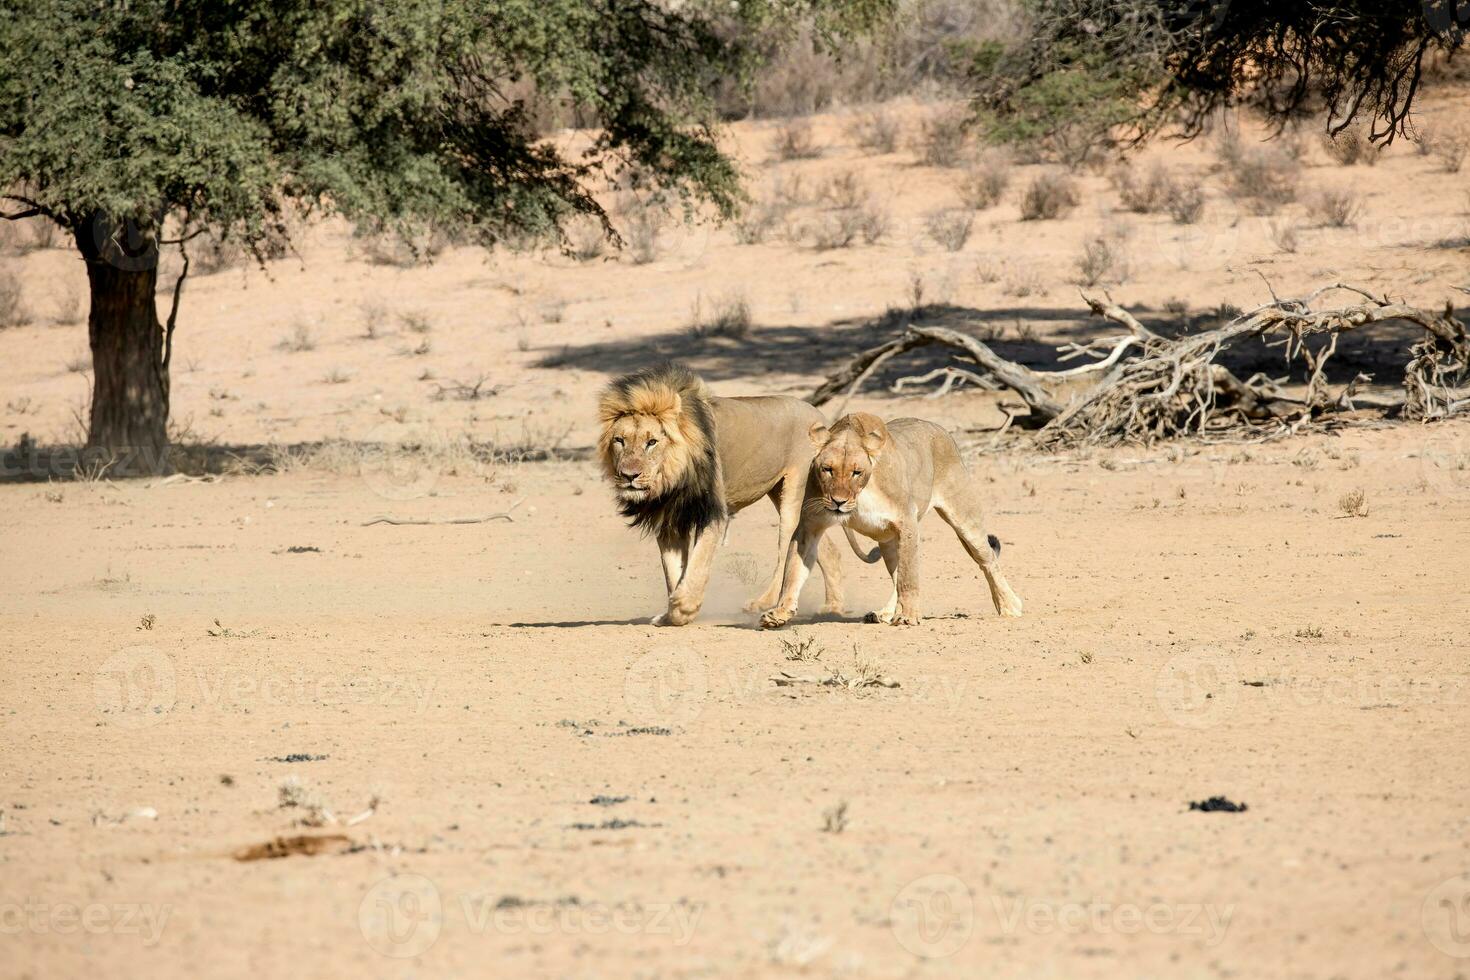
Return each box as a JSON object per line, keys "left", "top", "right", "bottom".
{"left": 859, "top": 417, "right": 889, "bottom": 458}
{"left": 808, "top": 422, "right": 829, "bottom": 450}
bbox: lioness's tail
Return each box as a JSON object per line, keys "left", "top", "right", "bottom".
{"left": 843, "top": 526, "right": 882, "bottom": 564}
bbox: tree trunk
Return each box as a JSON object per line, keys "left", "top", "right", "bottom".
{"left": 76, "top": 217, "right": 170, "bottom": 475}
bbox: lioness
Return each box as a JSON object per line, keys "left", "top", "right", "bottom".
{"left": 760, "top": 412, "right": 1023, "bottom": 628}
{"left": 599, "top": 363, "right": 845, "bottom": 626}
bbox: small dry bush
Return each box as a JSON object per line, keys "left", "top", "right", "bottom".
{"left": 1226, "top": 148, "right": 1300, "bottom": 214}
{"left": 689, "top": 292, "right": 753, "bottom": 339}
{"left": 192, "top": 234, "right": 247, "bottom": 275}
{"left": 955, "top": 155, "right": 1011, "bottom": 209}
{"left": 1322, "top": 128, "right": 1381, "bottom": 166}
{"left": 925, "top": 208, "right": 973, "bottom": 252}
{"left": 773, "top": 118, "right": 822, "bottom": 161}
{"left": 1269, "top": 219, "right": 1302, "bottom": 254}
{"left": 0, "top": 268, "right": 32, "bottom": 328}
{"left": 847, "top": 108, "right": 901, "bottom": 154}
{"left": 819, "top": 171, "right": 867, "bottom": 210}
{"left": 1074, "top": 232, "right": 1130, "bottom": 286}
{"left": 1424, "top": 126, "right": 1470, "bottom": 173}
{"left": 1019, "top": 172, "right": 1079, "bottom": 221}
{"left": 856, "top": 204, "right": 891, "bottom": 245}
{"left": 734, "top": 201, "right": 785, "bottom": 245}
{"left": 564, "top": 216, "right": 607, "bottom": 262}
{"left": 1113, "top": 163, "right": 1175, "bottom": 214}
{"left": 1307, "top": 189, "right": 1361, "bottom": 228}
{"left": 810, "top": 208, "right": 864, "bottom": 249}
{"left": 620, "top": 201, "right": 667, "bottom": 264}
{"left": 277, "top": 321, "right": 316, "bottom": 353}
{"left": 1338, "top": 488, "right": 1369, "bottom": 517}
{"left": 914, "top": 108, "right": 969, "bottom": 168}
{"left": 1163, "top": 181, "right": 1205, "bottom": 224}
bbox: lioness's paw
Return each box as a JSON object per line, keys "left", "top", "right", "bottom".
{"left": 863, "top": 611, "right": 893, "bottom": 625}
{"left": 890, "top": 613, "right": 920, "bottom": 626}
{"left": 742, "top": 596, "right": 775, "bottom": 614}
{"left": 759, "top": 609, "right": 793, "bottom": 630}
{"left": 819, "top": 602, "right": 846, "bottom": 616}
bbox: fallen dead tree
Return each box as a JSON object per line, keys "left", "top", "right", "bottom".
{"left": 809, "top": 284, "right": 1470, "bottom": 447}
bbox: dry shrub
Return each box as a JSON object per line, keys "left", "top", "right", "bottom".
{"left": 620, "top": 201, "right": 667, "bottom": 264}
{"left": 1424, "top": 125, "right": 1470, "bottom": 173}
{"left": 734, "top": 201, "right": 785, "bottom": 245}
{"left": 924, "top": 208, "right": 973, "bottom": 252}
{"left": 192, "top": 234, "right": 247, "bottom": 275}
{"left": 914, "top": 108, "right": 969, "bottom": 168}
{"left": 955, "top": 155, "right": 1011, "bottom": 209}
{"left": 1226, "top": 148, "right": 1300, "bottom": 214}
{"left": 770, "top": 171, "right": 812, "bottom": 209}
{"left": 819, "top": 171, "right": 867, "bottom": 210}
{"left": 1307, "top": 189, "right": 1361, "bottom": 228}
{"left": 1074, "top": 232, "right": 1130, "bottom": 287}
{"left": 773, "top": 118, "right": 822, "bottom": 161}
{"left": 564, "top": 216, "right": 607, "bottom": 261}
{"left": 1019, "top": 172, "right": 1079, "bottom": 221}
{"left": 0, "top": 267, "right": 31, "bottom": 328}
{"left": 689, "top": 291, "right": 753, "bottom": 339}
{"left": 1164, "top": 182, "right": 1205, "bottom": 224}
{"left": 856, "top": 204, "right": 891, "bottom": 245}
{"left": 1322, "top": 128, "right": 1381, "bottom": 166}
{"left": 810, "top": 208, "right": 863, "bottom": 249}
{"left": 1269, "top": 219, "right": 1301, "bottom": 254}
{"left": 847, "top": 108, "right": 901, "bottom": 154}
{"left": 1113, "top": 163, "right": 1177, "bottom": 214}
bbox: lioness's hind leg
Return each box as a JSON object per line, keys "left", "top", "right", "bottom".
{"left": 934, "top": 486, "right": 1023, "bottom": 618}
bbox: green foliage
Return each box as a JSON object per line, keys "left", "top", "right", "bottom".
{"left": 0, "top": 0, "right": 894, "bottom": 252}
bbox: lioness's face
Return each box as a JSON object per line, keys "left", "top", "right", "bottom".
{"left": 604, "top": 413, "right": 672, "bottom": 501}
{"left": 809, "top": 418, "right": 885, "bottom": 515}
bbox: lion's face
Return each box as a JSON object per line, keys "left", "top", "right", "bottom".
{"left": 808, "top": 414, "right": 888, "bottom": 516}
{"left": 602, "top": 412, "right": 678, "bottom": 502}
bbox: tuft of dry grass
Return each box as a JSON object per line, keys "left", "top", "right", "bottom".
{"left": 621, "top": 201, "right": 667, "bottom": 265}
{"left": 1269, "top": 219, "right": 1302, "bottom": 254}
{"left": 734, "top": 200, "right": 785, "bottom": 245}
{"left": 1338, "top": 488, "right": 1369, "bottom": 518}
{"left": 1019, "top": 172, "right": 1079, "bottom": 221}
{"left": 847, "top": 108, "right": 901, "bottom": 154}
{"left": 688, "top": 291, "right": 753, "bottom": 339}
{"left": 913, "top": 108, "right": 969, "bottom": 168}
{"left": 924, "top": 208, "right": 973, "bottom": 252}
{"left": 1423, "top": 125, "right": 1470, "bottom": 173}
{"left": 955, "top": 155, "right": 1011, "bottom": 209}
{"left": 0, "top": 268, "right": 31, "bottom": 328}
{"left": 1226, "top": 148, "right": 1300, "bottom": 214}
{"left": 772, "top": 118, "right": 822, "bottom": 161}
{"left": 1163, "top": 181, "right": 1205, "bottom": 224}
{"left": 1113, "top": 162, "right": 1175, "bottom": 214}
{"left": 1307, "top": 189, "right": 1361, "bottom": 228}
{"left": 1074, "top": 232, "right": 1130, "bottom": 287}
{"left": 277, "top": 322, "right": 316, "bottom": 353}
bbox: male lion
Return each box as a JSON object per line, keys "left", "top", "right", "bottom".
{"left": 760, "top": 412, "right": 1023, "bottom": 628}
{"left": 598, "top": 363, "right": 845, "bottom": 626}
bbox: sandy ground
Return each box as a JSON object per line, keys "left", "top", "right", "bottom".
{"left": 3, "top": 93, "right": 1470, "bottom": 978}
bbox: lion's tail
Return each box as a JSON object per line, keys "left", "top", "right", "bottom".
{"left": 843, "top": 526, "right": 883, "bottom": 564}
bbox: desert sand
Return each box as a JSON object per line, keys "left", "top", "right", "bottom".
{"left": 3, "top": 93, "right": 1470, "bottom": 978}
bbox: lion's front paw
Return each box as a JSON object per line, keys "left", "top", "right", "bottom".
{"left": 864, "top": 610, "right": 894, "bottom": 625}
{"left": 889, "top": 613, "right": 920, "bottom": 626}
{"left": 742, "top": 595, "right": 776, "bottom": 614}
{"left": 819, "top": 602, "right": 846, "bottom": 616}
{"left": 759, "top": 608, "right": 794, "bottom": 630}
